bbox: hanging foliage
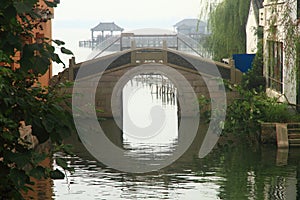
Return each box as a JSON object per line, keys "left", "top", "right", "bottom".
{"left": 0, "top": 0, "right": 74, "bottom": 199}
{"left": 202, "top": 0, "right": 251, "bottom": 60}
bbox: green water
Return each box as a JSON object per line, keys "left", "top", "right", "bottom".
{"left": 52, "top": 128, "right": 300, "bottom": 200}
{"left": 52, "top": 76, "right": 300, "bottom": 199}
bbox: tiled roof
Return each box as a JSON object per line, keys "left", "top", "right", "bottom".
{"left": 91, "top": 22, "right": 124, "bottom": 32}
{"left": 174, "top": 19, "right": 206, "bottom": 28}
{"left": 252, "top": 0, "right": 263, "bottom": 22}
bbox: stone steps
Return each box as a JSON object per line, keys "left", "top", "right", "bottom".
{"left": 288, "top": 134, "right": 300, "bottom": 139}
{"left": 260, "top": 122, "right": 300, "bottom": 148}
{"left": 287, "top": 128, "right": 300, "bottom": 133}
{"left": 287, "top": 123, "right": 300, "bottom": 147}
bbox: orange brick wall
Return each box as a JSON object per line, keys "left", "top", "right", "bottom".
{"left": 36, "top": 0, "right": 53, "bottom": 86}
{"left": 13, "top": 0, "right": 54, "bottom": 86}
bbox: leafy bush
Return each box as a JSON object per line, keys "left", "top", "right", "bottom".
{"left": 223, "top": 85, "right": 300, "bottom": 136}
{"left": 241, "top": 39, "right": 265, "bottom": 92}
{"left": 0, "top": 0, "right": 74, "bottom": 198}
{"left": 0, "top": 68, "right": 74, "bottom": 198}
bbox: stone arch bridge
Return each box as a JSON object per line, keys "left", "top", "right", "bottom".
{"left": 51, "top": 47, "right": 242, "bottom": 118}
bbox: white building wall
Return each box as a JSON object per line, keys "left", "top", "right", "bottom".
{"left": 246, "top": 0, "right": 259, "bottom": 54}
{"left": 262, "top": 0, "right": 298, "bottom": 105}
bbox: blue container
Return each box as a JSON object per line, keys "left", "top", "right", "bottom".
{"left": 232, "top": 54, "right": 256, "bottom": 73}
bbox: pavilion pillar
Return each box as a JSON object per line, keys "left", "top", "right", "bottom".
{"left": 91, "top": 30, "right": 94, "bottom": 49}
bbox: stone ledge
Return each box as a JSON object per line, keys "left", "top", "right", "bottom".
{"left": 260, "top": 122, "right": 277, "bottom": 144}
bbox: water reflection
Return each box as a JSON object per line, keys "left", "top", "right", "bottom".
{"left": 52, "top": 74, "right": 300, "bottom": 199}
{"left": 210, "top": 145, "right": 299, "bottom": 200}
{"left": 53, "top": 134, "right": 300, "bottom": 200}
{"left": 122, "top": 74, "right": 178, "bottom": 142}
{"left": 122, "top": 74, "right": 178, "bottom": 162}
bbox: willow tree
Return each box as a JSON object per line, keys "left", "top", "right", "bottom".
{"left": 203, "top": 0, "right": 251, "bottom": 60}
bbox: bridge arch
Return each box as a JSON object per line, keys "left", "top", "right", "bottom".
{"left": 51, "top": 47, "right": 242, "bottom": 118}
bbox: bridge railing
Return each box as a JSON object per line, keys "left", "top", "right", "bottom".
{"left": 177, "top": 33, "right": 212, "bottom": 59}
{"left": 88, "top": 32, "right": 213, "bottom": 61}
{"left": 91, "top": 36, "right": 121, "bottom": 59}
{"left": 121, "top": 35, "right": 178, "bottom": 50}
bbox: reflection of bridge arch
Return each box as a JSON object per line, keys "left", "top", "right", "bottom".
{"left": 51, "top": 47, "right": 242, "bottom": 118}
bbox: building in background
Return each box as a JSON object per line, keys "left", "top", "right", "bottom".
{"left": 78, "top": 20, "right": 211, "bottom": 58}
{"left": 173, "top": 18, "right": 208, "bottom": 40}
{"left": 90, "top": 22, "right": 124, "bottom": 49}
{"left": 246, "top": 0, "right": 263, "bottom": 54}
{"left": 79, "top": 22, "right": 124, "bottom": 49}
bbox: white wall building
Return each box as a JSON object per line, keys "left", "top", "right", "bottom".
{"left": 246, "top": 0, "right": 263, "bottom": 54}
{"left": 259, "top": 0, "right": 299, "bottom": 106}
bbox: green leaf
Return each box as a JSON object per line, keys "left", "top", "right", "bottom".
{"left": 14, "top": 0, "right": 37, "bottom": 14}
{"left": 29, "top": 166, "right": 46, "bottom": 179}
{"left": 6, "top": 151, "right": 32, "bottom": 168}
{"left": 43, "top": 0, "right": 58, "bottom": 8}
{"left": 61, "top": 144, "right": 74, "bottom": 156}
{"left": 52, "top": 39, "right": 65, "bottom": 46}
{"left": 31, "top": 152, "right": 47, "bottom": 165}
{"left": 50, "top": 169, "right": 65, "bottom": 179}
{"left": 51, "top": 53, "right": 65, "bottom": 67}
{"left": 50, "top": 104, "right": 64, "bottom": 113}
{"left": 42, "top": 117, "right": 55, "bottom": 133}
{"left": 1, "top": 131, "right": 15, "bottom": 142}
{"left": 60, "top": 47, "right": 73, "bottom": 55}
{"left": 46, "top": 44, "right": 55, "bottom": 53}
{"left": 32, "top": 118, "right": 49, "bottom": 143}
{"left": 0, "top": 0, "right": 76, "bottom": 196}
{"left": 0, "top": 50, "right": 12, "bottom": 63}
{"left": 55, "top": 157, "right": 68, "bottom": 169}
{"left": 58, "top": 125, "right": 72, "bottom": 139}
{"left": 3, "top": 4, "right": 17, "bottom": 21}
{"left": 9, "top": 168, "right": 30, "bottom": 189}
{"left": 33, "top": 56, "right": 50, "bottom": 75}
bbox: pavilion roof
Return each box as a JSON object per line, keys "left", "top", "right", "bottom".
{"left": 174, "top": 19, "right": 206, "bottom": 28}
{"left": 91, "top": 22, "right": 124, "bottom": 32}
{"left": 252, "top": 0, "right": 263, "bottom": 23}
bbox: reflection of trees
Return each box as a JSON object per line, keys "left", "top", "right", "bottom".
{"left": 63, "top": 123, "right": 299, "bottom": 199}
{"left": 130, "top": 74, "right": 177, "bottom": 107}
{"left": 196, "top": 145, "right": 298, "bottom": 199}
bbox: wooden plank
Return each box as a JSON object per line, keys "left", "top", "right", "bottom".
{"left": 289, "top": 139, "right": 300, "bottom": 144}
{"left": 290, "top": 144, "right": 300, "bottom": 147}
{"left": 288, "top": 134, "right": 300, "bottom": 139}
{"left": 276, "top": 123, "right": 289, "bottom": 149}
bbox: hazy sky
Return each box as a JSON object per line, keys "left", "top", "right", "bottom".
{"left": 52, "top": 0, "right": 203, "bottom": 74}
{"left": 53, "top": 0, "right": 202, "bottom": 30}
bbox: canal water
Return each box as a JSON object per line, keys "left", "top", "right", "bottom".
{"left": 51, "top": 75, "right": 300, "bottom": 200}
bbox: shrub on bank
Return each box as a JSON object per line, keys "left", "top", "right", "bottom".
{"left": 223, "top": 84, "right": 300, "bottom": 137}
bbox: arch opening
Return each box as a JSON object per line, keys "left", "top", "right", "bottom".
{"left": 122, "top": 73, "right": 179, "bottom": 155}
